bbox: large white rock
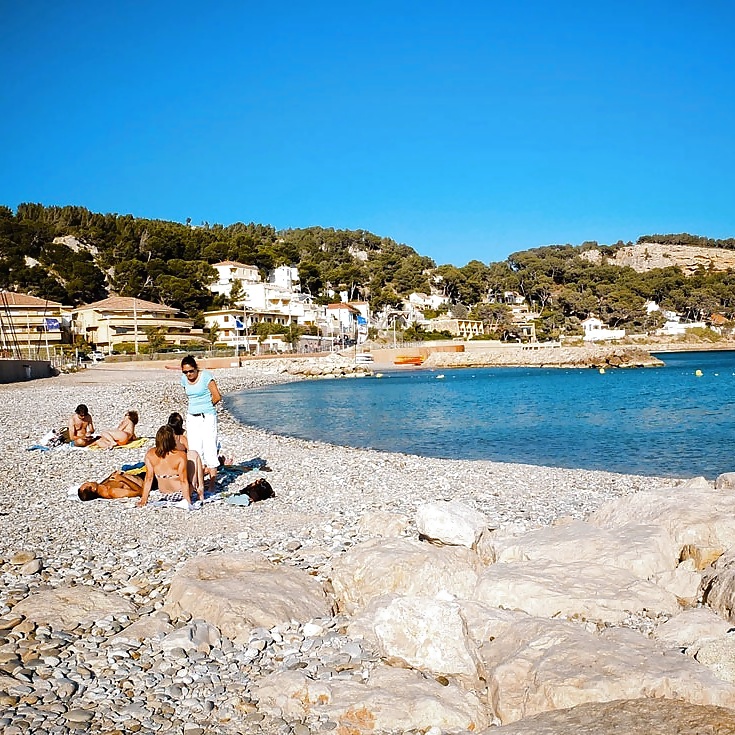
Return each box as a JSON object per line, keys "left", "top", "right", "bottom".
{"left": 357, "top": 511, "right": 410, "bottom": 538}
{"left": 12, "top": 586, "right": 135, "bottom": 629}
{"left": 473, "top": 560, "right": 680, "bottom": 624}
{"left": 650, "top": 562, "right": 702, "bottom": 605}
{"left": 701, "top": 549, "right": 735, "bottom": 622}
{"left": 589, "top": 487, "right": 735, "bottom": 561}
{"left": 694, "top": 635, "right": 735, "bottom": 683}
{"left": 495, "top": 520, "right": 679, "bottom": 579}
{"left": 329, "top": 537, "right": 481, "bottom": 614}
{"left": 253, "top": 665, "right": 490, "bottom": 733}
{"left": 164, "top": 552, "right": 333, "bottom": 642}
{"left": 416, "top": 500, "right": 493, "bottom": 548}
{"left": 481, "top": 617, "right": 735, "bottom": 724}
{"left": 482, "top": 698, "right": 735, "bottom": 735}
{"left": 348, "top": 595, "right": 483, "bottom": 688}
{"left": 653, "top": 608, "right": 733, "bottom": 650}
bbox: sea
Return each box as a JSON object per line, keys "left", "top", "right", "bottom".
{"left": 226, "top": 350, "right": 735, "bottom": 480}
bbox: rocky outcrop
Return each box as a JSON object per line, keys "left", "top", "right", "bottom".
{"left": 424, "top": 345, "right": 663, "bottom": 369}
{"left": 164, "top": 552, "right": 334, "bottom": 642}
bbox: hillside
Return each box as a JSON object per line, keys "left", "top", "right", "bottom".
{"left": 581, "top": 242, "right": 735, "bottom": 275}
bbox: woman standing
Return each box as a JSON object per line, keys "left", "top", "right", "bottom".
{"left": 180, "top": 355, "right": 221, "bottom": 492}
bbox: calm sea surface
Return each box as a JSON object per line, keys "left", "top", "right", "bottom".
{"left": 226, "top": 350, "right": 735, "bottom": 479}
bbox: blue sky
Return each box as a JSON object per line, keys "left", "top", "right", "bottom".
{"left": 1, "top": 1, "right": 733, "bottom": 266}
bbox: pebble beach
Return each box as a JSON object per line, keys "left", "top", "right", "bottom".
{"left": 0, "top": 359, "right": 680, "bottom": 734}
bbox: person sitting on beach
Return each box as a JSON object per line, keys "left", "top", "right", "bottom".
{"left": 78, "top": 470, "right": 145, "bottom": 501}
{"left": 137, "top": 424, "right": 198, "bottom": 508}
{"left": 68, "top": 404, "right": 95, "bottom": 447}
{"left": 93, "top": 410, "right": 139, "bottom": 449}
{"left": 167, "top": 411, "right": 205, "bottom": 496}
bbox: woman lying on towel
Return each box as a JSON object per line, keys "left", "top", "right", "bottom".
{"left": 78, "top": 470, "right": 145, "bottom": 500}
{"left": 137, "top": 424, "right": 201, "bottom": 509}
{"left": 92, "top": 410, "right": 139, "bottom": 449}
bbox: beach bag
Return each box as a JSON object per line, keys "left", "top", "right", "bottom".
{"left": 242, "top": 478, "right": 275, "bottom": 502}
{"left": 39, "top": 428, "right": 67, "bottom": 448}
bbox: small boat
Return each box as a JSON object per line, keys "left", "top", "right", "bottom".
{"left": 394, "top": 355, "right": 424, "bottom": 366}
{"left": 355, "top": 353, "right": 374, "bottom": 364}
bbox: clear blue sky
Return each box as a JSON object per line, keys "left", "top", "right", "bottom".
{"left": 1, "top": 1, "right": 733, "bottom": 266}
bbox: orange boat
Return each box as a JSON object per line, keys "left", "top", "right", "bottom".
{"left": 394, "top": 355, "right": 425, "bottom": 366}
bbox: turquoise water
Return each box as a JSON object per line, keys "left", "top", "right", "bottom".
{"left": 226, "top": 350, "right": 735, "bottom": 479}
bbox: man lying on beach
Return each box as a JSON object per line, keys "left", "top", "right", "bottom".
{"left": 68, "top": 404, "right": 95, "bottom": 447}
{"left": 78, "top": 470, "right": 145, "bottom": 500}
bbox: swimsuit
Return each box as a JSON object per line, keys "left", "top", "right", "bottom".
{"left": 156, "top": 473, "right": 179, "bottom": 480}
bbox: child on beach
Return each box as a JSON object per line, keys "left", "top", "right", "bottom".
{"left": 68, "top": 404, "right": 95, "bottom": 446}
{"left": 93, "top": 410, "right": 138, "bottom": 449}
{"left": 167, "top": 411, "right": 206, "bottom": 496}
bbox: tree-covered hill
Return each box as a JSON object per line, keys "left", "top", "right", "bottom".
{"left": 1, "top": 203, "right": 734, "bottom": 339}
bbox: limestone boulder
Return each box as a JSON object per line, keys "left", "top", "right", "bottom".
{"left": 110, "top": 614, "right": 173, "bottom": 644}
{"left": 693, "top": 635, "right": 735, "bottom": 684}
{"left": 481, "top": 698, "right": 735, "bottom": 735}
{"left": 12, "top": 586, "right": 135, "bottom": 629}
{"left": 701, "top": 549, "right": 735, "bottom": 623}
{"left": 653, "top": 607, "right": 733, "bottom": 649}
{"left": 159, "top": 621, "right": 221, "bottom": 654}
{"left": 473, "top": 560, "right": 680, "bottom": 624}
{"left": 329, "top": 537, "right": 481, "bottom": 615}
{"left": 164, "top": 552, "right": 333, "bottom": 643}
{"left": 589, "top": 487, "right": 735, "bottom": 562}
{"left": 715, "top": 472, "right": 735, "bottom": 490}
{"left": 495, "top": 520, "right": 678, "bottom": 579}
{"left": 357, "top": 511, "right": 410, "bottom": 538}
{"left": 481, "top": 617, "right": 735, "bottom": 724}
{"left": 348, "top": 595, "right": 483, "bottom": 688}
{"left": 253, "top": 665, "right": 490, "bottom": 733}
{"left": 416, "top": 500, "right": 493, "bottom": 548}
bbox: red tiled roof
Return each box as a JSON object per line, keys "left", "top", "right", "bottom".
{"left": 74, "top": 296, "right": 178, "bottom": 313}
{"left": 212, "top": 261, "right": 259, "bottom": 269}
{"left": 0, "top": 291, "right": 64, "bottom": 307}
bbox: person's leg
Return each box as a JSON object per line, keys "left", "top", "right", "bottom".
{"left": 93, "top": 432, "right": 116, "bottom": 449}
{"left": 187, "top": 450, "right": 204, "bottom": 499}
{"left": 199, "top": 414, "right": 219, "bottom": 493}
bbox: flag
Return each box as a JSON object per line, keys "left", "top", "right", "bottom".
{"left": 235, "top": 317, "right": 244, "bottom": 330}
{"left": 356, "top": 315, "right": 367, "bottom": 325}
{"left": 44, "top": 318, "right": 60, "bottom": 331}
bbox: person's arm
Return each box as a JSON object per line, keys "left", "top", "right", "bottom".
{"left": 68, "top": 417, "right": 79, "bottom": 441}
{"left": 137, "top": 452, "right": 155, "bottom": 507}
{"left": 87, "top": 417, "right": 95, "bottom": 435}
{"left": 178, "top": 452, "right": 193, "bottom": 505}
{"left": 208, "top": 379, "right": 222, "bottom": 406}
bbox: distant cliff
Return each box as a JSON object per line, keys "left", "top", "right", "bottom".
{"left": 581, "top": 242, "right": 735, "bottom": 276}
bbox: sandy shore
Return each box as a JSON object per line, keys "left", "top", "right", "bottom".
{"left": 0, "top": 359, "right": 684, "bottom": 733}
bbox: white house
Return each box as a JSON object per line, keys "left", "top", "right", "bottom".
{"left": 210, "top": 261, "right": 261, "bottom": 298}
{"left": 581, "top": 317, "right": 625, "bottom": 342}
{"left": 268, "top": 265, "right": 300, "bottom": 291}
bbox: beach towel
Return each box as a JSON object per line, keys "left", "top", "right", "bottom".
{"left": 88, "top": 437, "right": 149, "bottom": 450}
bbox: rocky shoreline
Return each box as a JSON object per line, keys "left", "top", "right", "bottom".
{"left": 2, "top": 358, "right": 735, "bottom": 734}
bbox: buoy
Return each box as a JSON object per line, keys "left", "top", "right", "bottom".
{"left": 375, "top": 373, "right": 384, "bottom": 378}
{"left": 695, "top": 369, "right": 703, "bottom": 377}
{"left": 436, "top": 374, "right": 445, "bottom": 379}
{"left": 599, "top": 368, "right": 605, "bottom": 374}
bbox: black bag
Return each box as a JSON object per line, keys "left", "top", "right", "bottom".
{"left": 242, "top": 478, "right": 275, "bottom": 502}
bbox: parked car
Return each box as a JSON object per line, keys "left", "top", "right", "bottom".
{"left": 90, "top": 351, "right": 105, "bottom": 362}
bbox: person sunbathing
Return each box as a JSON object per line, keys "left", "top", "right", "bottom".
{"left": 93, "top": 410, "right": 139, "bottom": 449}
{"left": 78, "top": 470, "right": 145, "bottom": 500}
{"left": 167, "top": 412, "right": 205, "bottom": 496}
{"left": 137, "top": 424, "right": 199, "bottom": 508}
{"left": 69, "top": 404, "right": 96, "bottom": 447}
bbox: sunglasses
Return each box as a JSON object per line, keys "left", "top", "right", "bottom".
{"left": 182, "top": 369, "right": 197, "bottom": 375}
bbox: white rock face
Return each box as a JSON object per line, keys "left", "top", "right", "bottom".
{"left": 653, "top": 607, "right": 734, "bottom": 649}
{"left": 253, "top": 665, "right": 490, "bottom": 732}
{"left": 694, "top": 635, "right": 735, "bottom": 683}
{"left": 416, "top": 500, "right": 493, "bottom": 548}
{"left": 481, "top": 617, "right": 735, "bottom": 724}
{"left": 651, "top": 562, "right": 702, "bottom": 605}
{"left": 330, "top": 537, "right": 481, "bottom": 614}
{"left": 473, "top": 560, "right": 680, "bottom": 624}
{"left": 495, "top": 520, "right": 679, "bottom": 579}
{"left": 589, "top": 486, "right": 735, "bottom": 559}
{"left": 12, "top": 586, "right": 136, "bottom": 628}
{"left": 483, "top": 698, "right": 735, "bottom": 735}
{"left": 164, "top": 552, "right": 333, "bottom": 642}
{"left": 701, "top": 549, "right": 735, "bottom": 622}
{"left": 715, "top": 472, "right": 735, "bottom": 490}
{"left": 348, "top": 595, "right": 483, "bottom": 687}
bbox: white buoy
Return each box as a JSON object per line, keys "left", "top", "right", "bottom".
{"left": 695, "top": 369, "right": 703, "bottom": 377}
{"left": 436, "top": 374, "right": 445, "bottom": 379}
{"left": 599, "top": 368, "right": 605, "bottom": 374}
